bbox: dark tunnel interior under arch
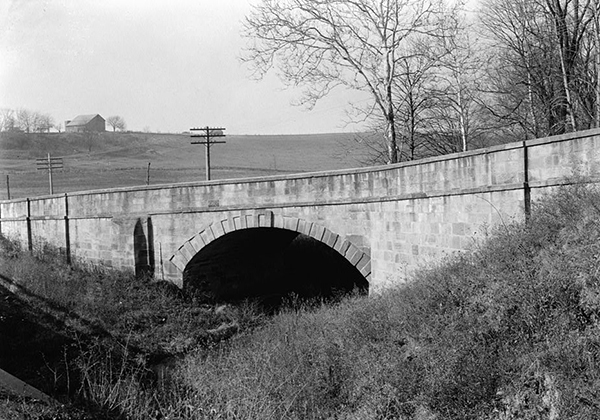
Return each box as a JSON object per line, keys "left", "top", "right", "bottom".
{"left": 183, "top": 227, "right": 369, "bottom": 309}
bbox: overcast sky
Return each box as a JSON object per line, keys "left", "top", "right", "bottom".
{"left": 0, "top": 0, "right": 370, "bottom": 135}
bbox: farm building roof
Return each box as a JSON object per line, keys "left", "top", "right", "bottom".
{"left": 66, "top": 114, "right": 104, "bottom": 127}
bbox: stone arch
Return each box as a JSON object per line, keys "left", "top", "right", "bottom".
{"left": 167, "top": 210, "right": 371, "bottom": 282}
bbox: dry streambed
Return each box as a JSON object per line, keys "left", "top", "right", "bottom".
{"left": 0, "top": 253, "right": 266, "bottom": 418}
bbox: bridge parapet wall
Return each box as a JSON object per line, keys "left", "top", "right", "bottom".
{"left": 1, "top": 129, "right": 600, "bottom": 290}
{"left": 5, "top": 142, "right": 525, "bottom": 219}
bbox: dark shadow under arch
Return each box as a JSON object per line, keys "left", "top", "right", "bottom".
{"left": 182, "top": 227, "right": 368, "bottom": 308}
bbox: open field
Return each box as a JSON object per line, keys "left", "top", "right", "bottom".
{"left": 0, "top": 131, "right": 374, "bottom": 199}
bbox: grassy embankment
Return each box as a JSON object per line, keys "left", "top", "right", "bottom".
{"left": 1, "top": 183, "right": 600, "bottom": 419}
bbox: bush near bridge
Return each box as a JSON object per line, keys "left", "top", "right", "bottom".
{"left": 1, "top": 183, "right": 600, "bottom": 419}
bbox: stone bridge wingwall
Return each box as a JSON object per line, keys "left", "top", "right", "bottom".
{"left": 1, "top": 129, "right": 600, "bottom": 292}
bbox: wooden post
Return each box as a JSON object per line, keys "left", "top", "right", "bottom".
{"left": 26, "top": 198, "right": 32, "bottom": 251}
{"left": 48, "top": 153, "right": 53, "bottom": 195}
{"left": 205, "top": 127, "right": 211, "bottom": 181}
{"left": 523, "top": 140, "right": 531, "bottom": 221}
{"left": 5, "top": 175, "right": 10, "bottom": 200}
{"left": 190, "top": 126, "right": 226, "bottom": 181}
{"left": 64, "top": 193, "right": 71, "bottom": 264}
{"left": 36, "top": 154, "right": 63, "bottom": 195}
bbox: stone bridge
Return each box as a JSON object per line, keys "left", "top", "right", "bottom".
{"left": 1, "top": 129, "right": 600, "bottom": 300}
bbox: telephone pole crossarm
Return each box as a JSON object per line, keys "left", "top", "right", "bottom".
{"left": 189, "top": 126, "right": 226, "bottom": 181}
{"left": 35, "top": 153, "right": 64, "bottom": 195}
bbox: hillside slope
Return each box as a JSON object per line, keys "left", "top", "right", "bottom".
{"left": 0, "top": 131, "right": 372, "bottom": 199}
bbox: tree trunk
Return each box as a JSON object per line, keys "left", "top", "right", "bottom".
{"left": 385, "top": 53, "right": 398, "bottom": 164}
{"left": 408, "top": 91, "right": 417, "bottom": 160}
{"left": 547, "top": 0, "right": 580, "bottom": 132}
{"left": 527, "top": 69, "right": 539, "bottom": 138}
{"left": 595, "top": 2, "right": 600, "bottom": 127}
{"left": 557, "top": 42, "right": 578, "bottom": 131}
{"left": 386, "top": 109, "right": 398, "bottom": 164}
{"left": 457, "top": 87, "right": 467, "bottom": 152}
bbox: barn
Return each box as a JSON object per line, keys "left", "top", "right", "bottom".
{"left": 65, "top": 114, "right": 105, "bottom": 133}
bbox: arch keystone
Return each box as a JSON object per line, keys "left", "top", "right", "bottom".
{"left": 257, "top": 211, "right": 274, "bottom": 227}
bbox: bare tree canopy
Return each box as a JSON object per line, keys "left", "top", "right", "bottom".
{"left": 242, "top": 0, "right": 444, "bottom": 164}
{"left": 107, "top": 115, "right": 127, "bottom": 132}
{"left": 480, "top": 0, "right": 598, "bottom": 138}
{"left": 0, "top": 108, "right": 16, "bottom": 132}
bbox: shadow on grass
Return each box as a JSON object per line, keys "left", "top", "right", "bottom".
{"left": 0, "top": 273, "right": 137, "bottom": 419}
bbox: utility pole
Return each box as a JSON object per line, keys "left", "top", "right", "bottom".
{"left": 36, "top": 153, "right": 63, "bottom": 195}
{"left": 190, "top": 126, "right": 226, "bottom": 181}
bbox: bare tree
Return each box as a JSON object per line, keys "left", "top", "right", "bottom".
{"left": 1, "top": 108, "right": 59, "bottom": 133}
{"left": 545, "top": 0, "right": 594, "bottom": 132}
{"left": 106, "top": 115, "right": 127, "bottom": 132}
{"left": 394, "top": 49, "right": 438, "bottom": 160}
{"left": 82, "top": 127, "right": 99, "bottom": 153}
{"left": 37, "top": 113, "right": 54, "bottom": 133}
{"left": 480, "top": 0, "right": 598, "bottom": 138}
{"left": 434, "top": 9, "right": 476, "bottom": 151}
{"left": 350, "top": 4, "right": 495, "bottom": 162}
{"left": 242, "top": 0, "right": 444, "bottom": 164}
{"left": 369, "top": 44, "right": 440, "bottom": 163}
{"left": 345, "top": 36, "right": 440, "bottom": 165}
{"left": 421, "top": 5, "right": 497, "bottom": 154}
{"left": 16, "top": 108, "right": 41, "bottom": 133}
{"left": 594, "top": 0, "right": 600, "bottom": 127}
{"left": 0, "top": 108, "right": 16, "bottom": 132}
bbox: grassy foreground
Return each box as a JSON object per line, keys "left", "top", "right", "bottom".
{"left": 1, "top": 184, "right": 600, "bottom": 419}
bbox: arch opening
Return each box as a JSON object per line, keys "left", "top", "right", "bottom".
{"left": 182, "top": 227, "right": 368, "bottom": 309}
